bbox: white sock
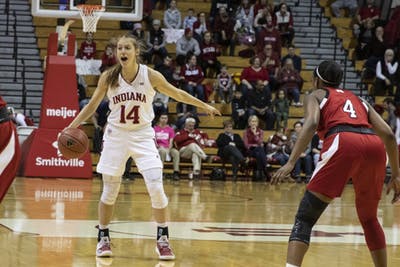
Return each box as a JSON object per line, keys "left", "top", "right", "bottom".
{"left": 99, "top": 224, "right": 109, "bottom": 230}
{"left": 286, "top": 263, "right": 299, "bottom": 267}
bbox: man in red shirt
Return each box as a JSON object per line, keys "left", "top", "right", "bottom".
{"left": 173, "top": 117, "right": 212, "bottom": 179}
{"left": 0, "top": 96, "right": 20, "bottom": 202}
{"left": 79, "top": 32, "right": 96, "bottom": 59}
{"left": 255, "top": 19, "right": 282, "bottom": 56}
{"left": 272, "top": 60, "right": 400, "bottom": 267}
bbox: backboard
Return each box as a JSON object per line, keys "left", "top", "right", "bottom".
{"left": 31, "top": 0, "right": 143, "bottom": 21}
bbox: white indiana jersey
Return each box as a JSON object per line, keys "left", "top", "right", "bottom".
{"left": 106, "top": 64, "right": 156, "bottom": 131}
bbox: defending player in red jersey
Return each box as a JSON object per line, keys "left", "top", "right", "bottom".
{"left": 0, "top": 96, "right": 21, "bottom": 202}
{"left": 271, "top": 60, "right": 400, "bottom": 267}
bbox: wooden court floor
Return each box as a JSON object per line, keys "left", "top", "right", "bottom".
{"left": 0, "top": 176, "right": 399, "bottom": 267}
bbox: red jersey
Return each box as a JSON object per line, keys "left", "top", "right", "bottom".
{"left": 0, "top": 96, "right": 6, "bottom": 108}
{"left": 317, "top": 87, "right": 371, "bottom": 140}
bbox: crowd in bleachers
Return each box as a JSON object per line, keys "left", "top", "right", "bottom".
{"left": 62, "top": 0, "right": 400, "bottom": 182}
{"left": 63, "top": 0, "right": 318, "bottom": 182}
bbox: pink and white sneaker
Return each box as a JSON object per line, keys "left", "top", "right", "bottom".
{"left": 96, "top": 236, "right": 112, "bottom": 257}
{"left": 155, "top": 235, "right": 175, "bottom": 260}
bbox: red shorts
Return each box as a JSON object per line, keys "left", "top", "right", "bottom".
{"left": 307, "top": 132, "right": 386, "bottom": 200}
{"left": 0, "top": 121, "right": 20, "bottom": 202}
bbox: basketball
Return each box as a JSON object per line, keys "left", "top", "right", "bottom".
{"left": 57, "top": 128, "right": 89, "bottom": 159}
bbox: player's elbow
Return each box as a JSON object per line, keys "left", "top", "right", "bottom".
{"left": 380, "top": 129, "right": 396, "bottom": 144}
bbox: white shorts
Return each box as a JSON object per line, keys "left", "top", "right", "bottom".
{"left": 97, "top": 124, "right": 163, "bottom": 176}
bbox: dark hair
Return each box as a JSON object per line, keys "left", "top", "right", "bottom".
{"left": 313, "top": 60, "right": 343, "bottom": 87}
{"left": 223, "top": 120, "right": 233, "bottom": 128}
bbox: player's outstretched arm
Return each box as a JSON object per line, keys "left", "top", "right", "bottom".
{"left": 148, "top": 68, "right": 221, "bottom": 117}
{"left": 68, "top": 72, "right": 108, "bottom": 128}
{"left": 365, "top": 100, "right": 400, "bottom": 204}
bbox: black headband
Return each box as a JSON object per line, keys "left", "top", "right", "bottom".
{"left": 315, "top": 66, "right": 337, "bottom": 85}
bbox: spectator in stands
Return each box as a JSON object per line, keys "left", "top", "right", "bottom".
{"left": 247, "top": 79, "right": 274, "bottom": 130}
{"left": 355, "top": 19, "right": 376, "bottom": 60}
{"left": 146, "top": 19, "right": 168, "bottom": 65}
{"left": 216, "top": 120, "right": 248, "bottom": 181}
{"left": 277, "top": 58, "right": 303, "bottom": 106}
{"left": 209, "top": 0, "right": 236, "bottom": 25}
{"left": 253, "top": 7, "right": 273, "bottom": 35}
{"left": 330, "top": 0, "right": 358, "bottom": 18}
{"left": 7, "top": 107, "right": 28, "bottom": 127}
{"left": 360, "top": 26, "right": 387, "bottom": 78}
{"left": 216, "top": 65, "right": 234, "bottom": 103}
{"left": 354, "top": 0, "right": 381, "bottom": 38}
{"left": 238, "top": 55, "right": 270, "bottom": 98}
{"left": 155, "top": 55, "right": 184, "bottom": 89}
{"left": 152, "top": 0, "right": 170, "bottom": 10}
{"left": 180, "top": 54, "right": 205, "bottom": 105}
{"left": 193, "top": 12, "right": 210, "bottom": 43}
{"left": 79, "top": 32, "right": 96, "bottom": 60}
{"left": 365, "top": 26, "right": 387, "bottom": 59}
{"left": 175, "top": 28, "right": 201, "bottom": 66}
{"left": 77, "top": 74, "right": 90, "bottom": 110}
{"left": 272, "top": 88, "right": 289, "bottom": 130}
{"left": 243, "top": 115, "right": 269, "bottom": 181}
{"left": 163, "top": 0, "right": 182, "bottom": 29}
{"left": 142, "top": 0, "right": 154, "bottom": 29}
{"left": 265, "top": 129, "right": 290, "bottom": 167}
{"left": 289, "top": 121, "right": 313, "bottom": 183}
{"left": 100, "top": 44, "right": 117, "bottom": 73}
{"left": 231, "top": 89, "right": 248, "bottom": 129}
{"left": 374, "top": 49, "right": 399, "bottom": 96}
{"left": 385, "top": 6, "right": 400, "bottom": 49}
{"left": 258, "top": 43, "right": 280, "bottom": 91}
{"left": 273, "top": 0, "right": 292, "bottom": 13}
{"left": 175, "top": 106, "right": 200, "bottom": 130}
{"left": 174, "top": 117, "right": 212, "bottom": 179}
{"left": 154, "top": 113, "right": 181, "bottom": 180}
{"left": 311, "top": 133, "right": 323, "bottom": 169}
{"left": 255, "top": 17, "right": 281, "bottom": 56}
{"left": 213, "top": 7, "right": 236, "bottom": 56}
{"left": 131, "top": 22, "right": 146, "bottom": 42}
{"left": 274, "top": 3, "right": 294, "bottom": 46}
{"left": 254, "top": 0, "right": 274, "bottom": 17}
{"left": 235, "top": 0, "right": 255, "bottom": 35}
{"left": 153, "top": 97, "right": 168, "bottom": 119}
{"left": 183, "top": 8, "right": 198, "bottom": 31}
{"left": 200, "top": 31, "right": 222, "bottom": 78}
{"left": 382, "top": 97, "right": 397, "bottom": 130}
{"left": 281, "top": 44, "right": 302, "bottom": 73}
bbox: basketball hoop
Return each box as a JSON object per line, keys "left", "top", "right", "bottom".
{"left": 76, "top": 4, "right": 105, "bottom": 33}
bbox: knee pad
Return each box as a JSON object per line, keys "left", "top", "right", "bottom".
{"left": 289, "top": 190, "right": 328, "bottom": 245}
{"left": 100, "top": 175, "right": 121, "bottom": 205}
{"left": 142, "top": 168, "right": 168, "bottom": 209}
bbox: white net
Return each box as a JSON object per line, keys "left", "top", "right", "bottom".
{"left": 77, "top": 5, "right": 105, "bottom": 33}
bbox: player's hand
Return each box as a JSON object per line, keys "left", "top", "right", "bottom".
{"left": 204, "top": 104, "right": 221, "bottom": 118}
{"left": 386, "top": 173, "right": 400, "bottom": 204}
{"left": 271, "top": 162, "right": 294, "bottom": 185}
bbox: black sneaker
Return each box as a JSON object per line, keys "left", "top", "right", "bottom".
{"left": 123, "top": 173, "right": 135, "bottom": 180}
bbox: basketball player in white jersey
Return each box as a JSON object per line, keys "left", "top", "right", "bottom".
{"left": 65, "top": 34, "right": 221, "bottom": 259}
